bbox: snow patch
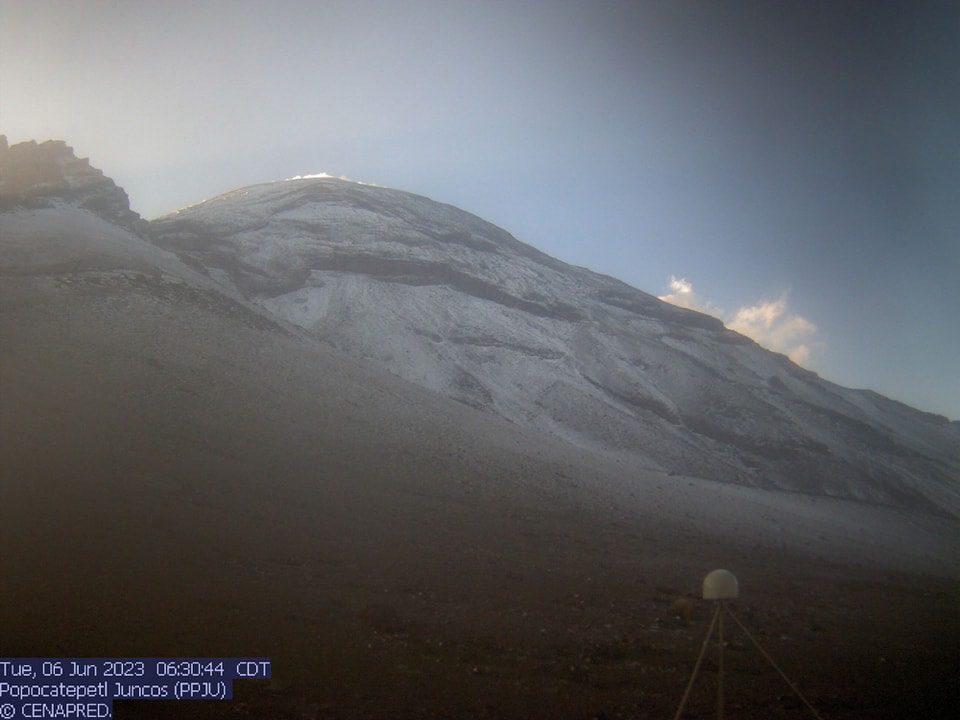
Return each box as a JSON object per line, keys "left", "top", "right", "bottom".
{"left": 285, "top": 173, "right": 379, "bottom": 186}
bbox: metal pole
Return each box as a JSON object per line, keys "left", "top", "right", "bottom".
{"left": 673, "top": 602, "right": 720, "bottom": 720}
{"left": 717, "top": 600, "right": 724, "bottom": 720}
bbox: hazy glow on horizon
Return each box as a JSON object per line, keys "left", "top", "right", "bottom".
{"left": 1, "top": 0, "right": 957, "bottom": 418}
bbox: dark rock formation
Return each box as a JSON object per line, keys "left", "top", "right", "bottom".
{"left": 0, "top": 135, "right": 144, "bottom": 232}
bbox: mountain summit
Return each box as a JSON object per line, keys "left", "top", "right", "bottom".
{"left": 149, "top": 176, "right": 959, "bottom": 515}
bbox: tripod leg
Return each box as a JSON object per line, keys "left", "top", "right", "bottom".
{"left": 718, "top": 600, "right": 724, "bottom": 720}
{"left": 673, "top": 602, "right": 720, "bottom": 720}
{"left": 724, "top": 605, "right": 825, "bottom": 720}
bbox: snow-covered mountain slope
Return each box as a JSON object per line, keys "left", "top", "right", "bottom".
{"left": 149, "top": 177, "right": 959, "bottom": 515}
{"left": 2, "top": 159, "right": 956, "bottom": 581}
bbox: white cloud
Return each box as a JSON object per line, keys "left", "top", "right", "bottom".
{"left": 658, "top": 277, "right": 820, "bottom": 367}
{"left": 668, "top": 275, "right": 692, "bottom": 295}
{"left": 657, "top": 275, "right": 723, "bottom": 316}
{"left": 728, "top": 295, "right": 818, "bottom": 365}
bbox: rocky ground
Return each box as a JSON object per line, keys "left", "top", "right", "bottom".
{"left": 3, "top": 482, "right": 956, "bottom": 720}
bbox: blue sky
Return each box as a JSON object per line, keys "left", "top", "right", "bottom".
{"left": 2, "top": 0, "right": 957, "bottom": 418}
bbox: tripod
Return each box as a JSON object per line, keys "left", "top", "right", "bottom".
{"left": 673, "top": 600, "right": 825, "bottom": 720}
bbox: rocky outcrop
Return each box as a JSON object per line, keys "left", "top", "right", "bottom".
{"left": 0, "top": 136, "right": 144, "bottom": 232}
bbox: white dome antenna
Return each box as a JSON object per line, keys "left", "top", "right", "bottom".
{"left": 702, "top": 568, "right": 738, "bottom": 600}
{"left": 673, "top": 569, "right": 824, "bottom": 720}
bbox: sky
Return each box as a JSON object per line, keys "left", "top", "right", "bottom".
{"left": 2, "top": 0, "right": 958, "bottom": 419}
